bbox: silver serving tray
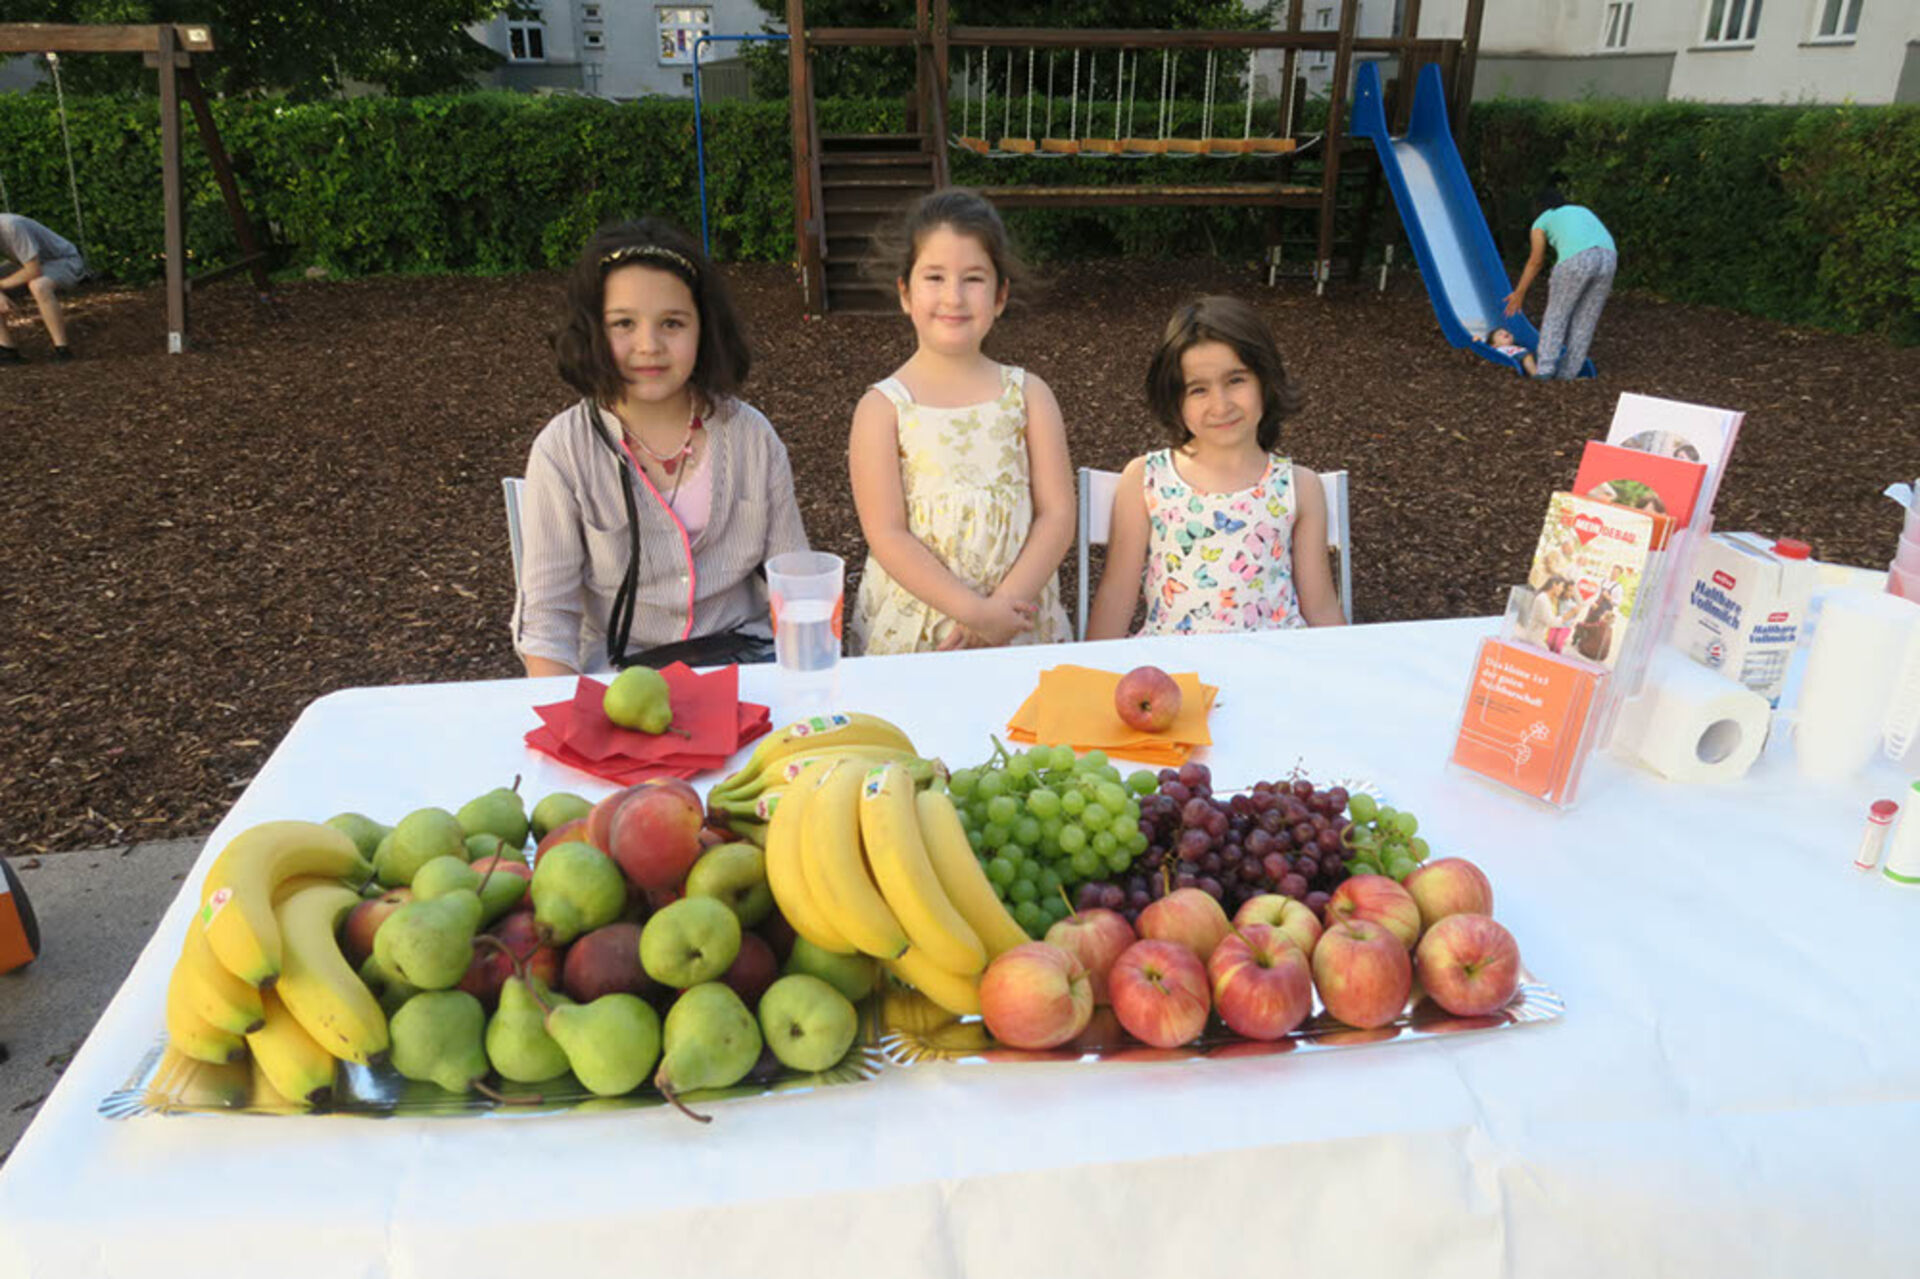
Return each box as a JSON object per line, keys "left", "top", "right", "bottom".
{"left": 101, "top": 999, "right": 887, "bottom": 1120}
{"left": 876, "top": 969, "right": 1564, "bottom": 1067}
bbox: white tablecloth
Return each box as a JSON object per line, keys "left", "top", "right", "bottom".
{"left": 4, "top": 619, "right": 1918, "bottom": 1277}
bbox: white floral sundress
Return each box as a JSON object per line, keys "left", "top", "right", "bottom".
{"left": 851, "top": 365, "right": 1071, "bottom": 655}
{"left": 1140, "top": 448, "right": 1305, "bottom": 635}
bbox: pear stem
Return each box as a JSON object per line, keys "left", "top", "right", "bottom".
{"left": 655, "top": 1071, "right": 712, "bottom": 1124}
{"left": 473, "top": 1079, "right": 543, "bottom": 1106}
{"left": 473, "top": 933, "right": 531, "bottom": 991}
{"left": 1058, "top": 885, "right": 1079, "bottom": 920}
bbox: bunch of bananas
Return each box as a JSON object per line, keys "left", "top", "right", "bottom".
{"left": 706, "top": 712, "right": 930, "bottom": 844}
{"left": 764, "top": 756, "right": 1030, "bottom": 1017}
{"left": 164, "top": 821, "right": 386, "bottom": 1107}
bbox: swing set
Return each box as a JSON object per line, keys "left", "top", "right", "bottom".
{"left": 0, "top": 22, "right": 272, "bottom": 353}
{"left": 781, "top": 0, "right": 1489, "bottom": 313}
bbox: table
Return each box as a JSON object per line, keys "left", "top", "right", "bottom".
{"left": 4, "top": 619, "right": 1918, "bottom": 1278}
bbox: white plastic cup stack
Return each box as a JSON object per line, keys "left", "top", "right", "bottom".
{"left": 1792, "top": 590, "right": 1920, "bottom": 783}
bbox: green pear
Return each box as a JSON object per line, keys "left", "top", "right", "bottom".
{"left": 412, "top": 855, "right": 481, "bottom": 901}
{"left": 325, "top": 812, "right": 389, "bottom": 861}
{"left": 684, "top": 842, "right": 774, "bottom": 929}
{"left": 457, "top": 785, "right": 529, "bottom": 850}
{"left": 485, "top": 976, "right": 574, "bottom": 1084}
{"left": 465, "top": 833, "right": 510, "bottom": 861}
{"left": 530, "top": 792, "right": 594, "bottom": 842}
{"left": 603, "top": 666, "right": 674, "bottom": 734}
{"left": 376, "top": 807, "right": 467, "bottom": 887}
{"left": 758, "top": 974, "right": 859, "bottom": 1073}
{"left": 783, "top": 936, "right": 878, "bottom": 1003}
{"left": 546, "top": 993, "right": 663, "bottom": 1097}
{"left": 359, "top": 953, "right": 422, "bottom": 1017}
{"left": 639, "top": 896, "right": 742, "bottom": 989}
{"left": 655, "top": 982, "right": 762, "bottom": 1122}
{"left": 390, "top": 990, "right": 489, "bottom": 1094}
{"left": 373, "top": 890, "right": 483, "bottom": 990}
{"left": 472, "top": 862, "right": 530, "bottom": 925}
{"left": 530, "top": 842, "right": 626, "bottom": 945}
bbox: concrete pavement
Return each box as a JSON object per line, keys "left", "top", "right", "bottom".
{"left": 0, "top": 837, "right": 205, "bottom": 1166}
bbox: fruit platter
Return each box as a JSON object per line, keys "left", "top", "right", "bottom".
{"left": 109, "top": 667, "right": 1560, "bottom": 1123}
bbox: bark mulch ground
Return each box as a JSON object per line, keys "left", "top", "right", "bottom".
{"left": 3, "top": 260, "right": 1914, "bottom": 857}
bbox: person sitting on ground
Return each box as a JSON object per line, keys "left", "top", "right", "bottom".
{"left": 1480, "top": 326, "right": 1537, "bottom": 377}
{"left": 0, "top": 213, "right": 85, "bottom": 363}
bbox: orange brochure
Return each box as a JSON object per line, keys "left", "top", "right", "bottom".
{"left": 1451, "top": 638, "right": 1606, "bottom": 806}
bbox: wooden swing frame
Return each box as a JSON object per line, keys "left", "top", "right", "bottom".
{"left": 0, "top": 22, "right": 272, "bottom": 353}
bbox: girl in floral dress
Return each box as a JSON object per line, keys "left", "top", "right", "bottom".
{"left": 1086, "top": 296, "right": 1345, "bottom": 638}
{"left": 847, "top": 189, "right": 1075, "bottom": 655}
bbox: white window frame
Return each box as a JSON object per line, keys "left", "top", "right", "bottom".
{"left": 1702, "top": 0, "right": 1764, "bottom": 45}
{"left": 1602, "top": 2, "right": 1634, "bottom": 49}
{"left": 1809, "top": 0, "right": 1862, "bottom": 42}
{"left": 583, "top": 29, "right": 605, "bottom": 50}
{"left": 581, "top": 3, "right": 603, "bottom": 21}
{"left": 506, "top": 17, "right": 547, "bottom": 63}
{"left": 656, "top": 7, "right": 712, "bottom": 66}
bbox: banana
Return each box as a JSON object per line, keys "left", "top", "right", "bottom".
{"left": 801, "top": 760, "right": 910, "bottom": 960}
{"left": 165, "top": 961, "right": 247, "bottom": 1064}
{"left": 859, "top": 763, "right": 985, "bottom": 975}
{"left": 198, "top": 821, "right": 372, "bottom": 986}
{"left": 885, "top": 945, "right": 982, "bottom": 1017}
{"left": 764, "top": 759, "right": 858, "bottom": 955}
{"left": 916, "top": 788, "right": 1032, "bottom": 959}
{"left": 713, "top": 745, "right": 923, "bottom": 805}
{"left": 245, "top": 987, "right": 336, "bottom": 1107}
{"left": 272, "top": 881, "right": 389, "bottom": 1064}
{"left": 175, "top": 912, "right": 266, "bottom": 1035}
{"left": 720, "top": 713, "right": 918, "bottom": 797}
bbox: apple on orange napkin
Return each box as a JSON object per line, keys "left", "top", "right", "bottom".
{"left": 1007, "top": 665, "right": 1217, "bottom": 766}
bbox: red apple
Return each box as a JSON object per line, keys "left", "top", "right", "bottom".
{"left": 341, "top": 887, "right": 411, "bottom": 968}
{"left": 698, "top": 823, "right": 732, "bottom": 850}
{"left": 1233, "top": 893, "right": 1323, "bottom": 959}
{"left": 757, "top": 911, "right": 798, "bottom": 966}
{"left": 534, "top": 815, "right": 593, "bottom": 865}
{"left": 1109, "top": 939, "right": 1211, "bottom": 1048}
{"left": 470, "top": 853, "right": 533, "bottom": 885}
{"left": 1044, "top": 907, "right": 1136, "bottom": 1004}
{"left": 560, "top": 921, "right": 656, "bottom": 1003}
{"left": 720, "top": 932, "right": 779, "bottom": 1007}
{"left": 1208, "top": 923, "right": 1314, "bottom": 1040}
{"left": 1114, "top": 664, "right": 1182, "bottom": 733}
{"left": 585, "top": 781, "right": 658, "bottom": 854}
{"left": 1327, "top": 874, "right": 1422, "bottom": 949}
{"left": 1311, "top": 918, "right": 1413, "bottom": 1030}
{"left": 1414, "top": 914, "right": 1521, "bottom": 1017}
{"left": 603, "top": 780, "right": 705, "bottom": 893}
{"left": 979, "top": 942, "right": 1094, "bottom": 1050}
{"left": 461, "top": 909, "right": 561, "bottom": 1007}
{"left": 1136, "top": 887, "right": 1231, "bottom": 963}
{"left": 1403, "top": 858, "right": 1495, "bottom": 934}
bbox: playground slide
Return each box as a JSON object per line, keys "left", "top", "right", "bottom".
{"left": 1351, "top": 61, "right": 1594, "bottom": 377}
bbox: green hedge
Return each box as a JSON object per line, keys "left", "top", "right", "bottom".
{"left": 1466, "top": 99, "right": 1920, "bottom": 343}
{"left": 0, "top": 90, "right": 1913, "bottom": 340}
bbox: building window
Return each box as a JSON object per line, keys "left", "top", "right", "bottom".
{"left": 1603, "top": 2, "right": 1634, "bottom": 48}
{"left": 1813, "top": 0, "right": 1862, "bottom": 39}
{"left": 657, "top": 7, "right": 712, "bottom": 65}
{"left": 1702, "top": 0, "right": 1764, "bottom": 44}
{"left": 584, "top": 29, "right": 605, "bottom": 50}
{"left": 507, "top": 19, "right": 546, "bottom": 62}
{"left": 582, "top": 3, "right": 603, "bottom": 20}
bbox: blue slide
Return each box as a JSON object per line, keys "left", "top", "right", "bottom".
{"left": 1350, "top": 61, "right": 1594, "bottom": 377}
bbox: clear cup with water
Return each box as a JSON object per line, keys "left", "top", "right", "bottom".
{"left": 767, "top": 551, "right": 844, "bottom": 708}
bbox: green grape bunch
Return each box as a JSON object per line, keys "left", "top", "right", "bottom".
{"left": 1340, "top": 791, "right": 1432, "bottom": 882}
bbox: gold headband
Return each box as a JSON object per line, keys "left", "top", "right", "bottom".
{"left": 600, "top": 244, "right": 698, "bottom": 278}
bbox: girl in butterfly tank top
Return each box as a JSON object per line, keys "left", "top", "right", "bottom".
{"left": 1086, "top": 296, "right": 1345, "bottom": 638}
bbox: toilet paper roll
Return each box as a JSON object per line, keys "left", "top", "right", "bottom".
{"left": 1616, "top": 648, "right": 1772, "bottom": 784}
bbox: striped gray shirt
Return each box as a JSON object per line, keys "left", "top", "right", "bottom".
{"left": 512, "top": 397, "right": 810, "bottom": 673}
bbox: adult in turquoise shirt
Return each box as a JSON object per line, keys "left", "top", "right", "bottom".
{"left": 1503, "top": 188, "right": 1617, "bottom": 380}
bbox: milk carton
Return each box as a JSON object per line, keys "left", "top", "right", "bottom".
{"left": 1671, "top": 533, "right": 1816, "bottom": 706}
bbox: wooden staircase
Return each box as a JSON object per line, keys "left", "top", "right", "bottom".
{"left": 817, "top": 133, "right": 936, "bottom": 313}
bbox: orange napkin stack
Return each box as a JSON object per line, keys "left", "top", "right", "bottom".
{"left": 525, "top": 664, "right": 772, "bottom": 785}
{"left": 1007, "top": 664, "right": 1218, "bottom": 766}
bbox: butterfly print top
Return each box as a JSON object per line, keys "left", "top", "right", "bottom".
{"left": 1139, "top": 448, "right": 1305, "bottom": 635}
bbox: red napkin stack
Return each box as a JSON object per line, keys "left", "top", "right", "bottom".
{"left": 525, "top": 664, "right": 772, "bottom": 785}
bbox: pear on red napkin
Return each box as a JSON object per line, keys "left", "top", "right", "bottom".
{"left": 525, "top": 664, "right": 771, "bottom": 785}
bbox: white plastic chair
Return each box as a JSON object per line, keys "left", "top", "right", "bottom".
{"left": 503, "top": 476, "right": 526, "bottom": 588}
{"left": 1075, "top": 465, "right": 1352, "bottom": 637}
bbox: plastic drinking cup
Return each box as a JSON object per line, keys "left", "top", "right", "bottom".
{"left": 767, "top": 551, "right": 845, "bottom": 676}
